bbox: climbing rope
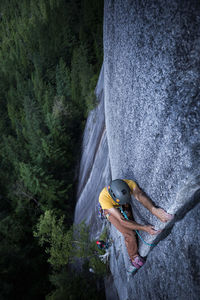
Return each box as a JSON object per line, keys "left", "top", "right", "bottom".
{"left": 119, "top": 206, "right": 156, "bottom": 247}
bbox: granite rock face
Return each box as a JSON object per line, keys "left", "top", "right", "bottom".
{"left": 74, "top": 66, "right": 111, "bottom": 239}
{"left": 104, "top": 0, "right": 200, "bottom": 256}
{"left": 75, "top": 0, "right": 200, "bottom": 299}
{"left": 130, "top": 192, "right": 200, "bottom": 300}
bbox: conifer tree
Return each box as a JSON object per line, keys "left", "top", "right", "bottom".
{"left": 0, "top": 0, "right": 104, "bottom": 298}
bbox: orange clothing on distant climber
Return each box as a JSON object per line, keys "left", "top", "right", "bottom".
{"left": 99, "top": 179, "right": 137, "bottom": 210}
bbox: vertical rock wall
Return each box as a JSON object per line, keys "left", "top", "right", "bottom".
{"left": 103, "top": 0, "right": 200, "bottom": 299}
{"left": 74, "top": 66, "right": 111, "bottom": 239}
{"left": 75, "top": 0, "right": 200, "bottom": 299}
{"left": 104, "top": 0, "right": 200, "bottom": 253}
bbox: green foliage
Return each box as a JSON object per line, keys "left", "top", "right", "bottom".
{"left": 99, "top": 225, "right": 109, "bottom": 241}
{"left": 34, "top": 210, "right": 107, "bottom": 298}
{"left": 0, "top": 0, "right": 104, "bottom": 298}
{"left": 47, "top": 268, "right": 105, "bottom": 300}
{"left": 0, "top": 210, "right": 51, "bottom": 299}
{"left": 34, "top": 210, "right": 108, "bottom": 275}
{"left": 34, "top": 210, "right": 73, "bottom": 268}
{"left": 90, "top": 256, "right": 108, "bottom": 277}
{"left": 71, "top": 44, "right": 98, "bottom": 115}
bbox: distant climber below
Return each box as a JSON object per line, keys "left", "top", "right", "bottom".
{"left": 99, "top": 179, "right": 174, "bottom": 270}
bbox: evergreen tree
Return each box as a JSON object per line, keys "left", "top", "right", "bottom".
{"left": 0, "top": 0, "right": 104, "bottom": 298}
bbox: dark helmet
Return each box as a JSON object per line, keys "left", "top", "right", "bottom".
{"left": 108, "top": 179, "right": 131, "bottom": 205}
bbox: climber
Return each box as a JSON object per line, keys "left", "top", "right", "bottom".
{"left": 99, "top": 179, "right": 174, "bottom": 270}
{"left": 96, "top": 240, "right": 109, "bottom": 250}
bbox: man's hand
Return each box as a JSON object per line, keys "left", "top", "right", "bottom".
{"left": 152, "top": 207, "right": 174, "bottom": 223}
{"left": 144, "top": 225, "right": 162, "bottom": 235}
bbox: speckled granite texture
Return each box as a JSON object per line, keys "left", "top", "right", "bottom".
{"left": 75, "top": 0, "right": 200, "bottom": 299}
{"left": 103, "top": 0, "right": 200, "bottom": 299}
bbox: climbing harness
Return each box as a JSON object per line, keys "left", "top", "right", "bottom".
{"left": 97, "top": 202, "right": 106, "bottom": 220}
{"left": 119, "top": 206, "right": 156, "bottom": 247}
{"left": 98, "top": 198, "right": 156, "bottom": 247}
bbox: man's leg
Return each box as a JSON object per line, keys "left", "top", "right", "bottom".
{"left": 104, "top": 209, "right": 138, "bottom": 261}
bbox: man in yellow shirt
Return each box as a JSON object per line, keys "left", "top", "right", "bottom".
{"left": 99, "top": 179, "right": 173, "bottom": 270}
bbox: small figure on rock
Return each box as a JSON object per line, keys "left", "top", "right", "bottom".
{"left": 96, "top": 240, "right": 110, "bottom": 250}
{"left": 99, "top": 179, "right": 174, "bottom": 271}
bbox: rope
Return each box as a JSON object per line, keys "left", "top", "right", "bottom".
{"left": 119, "top": 207, "right": 156, "bottom": 247}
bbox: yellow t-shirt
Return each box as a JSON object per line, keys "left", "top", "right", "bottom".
{"left": 99, "top": 179, "right": 137, "bottom": 210}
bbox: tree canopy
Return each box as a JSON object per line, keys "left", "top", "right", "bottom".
{"left": 0, "top": 0, "right": 104, "bottom": 298}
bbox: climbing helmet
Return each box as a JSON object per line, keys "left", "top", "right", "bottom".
{"left": 108, "top": 179, "right": 131, "bottom": 205}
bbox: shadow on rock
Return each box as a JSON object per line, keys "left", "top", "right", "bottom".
{"left": 151, "top": 188, "right": 200, "bottom": 249}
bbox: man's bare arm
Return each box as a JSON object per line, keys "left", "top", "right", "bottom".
{"left": 132, "top": 186, "right": 154, "bottom": 212}
{"left": 132, "top": 186, "right": 174, "bottom": 223}
{"left": 108, "top": 207, "right": 160, "bottom": 235}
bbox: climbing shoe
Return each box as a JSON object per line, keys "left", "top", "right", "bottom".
{"left": 131, "top": 255, "right": 145, "bottom": 269}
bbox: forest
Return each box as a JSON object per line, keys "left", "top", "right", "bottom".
{"left": 0, "top": 0, "right": 104, "bottom": 299}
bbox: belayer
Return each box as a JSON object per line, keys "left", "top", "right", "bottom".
{"left": 99, "top": 179, "right": 174, "bottom": 270}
